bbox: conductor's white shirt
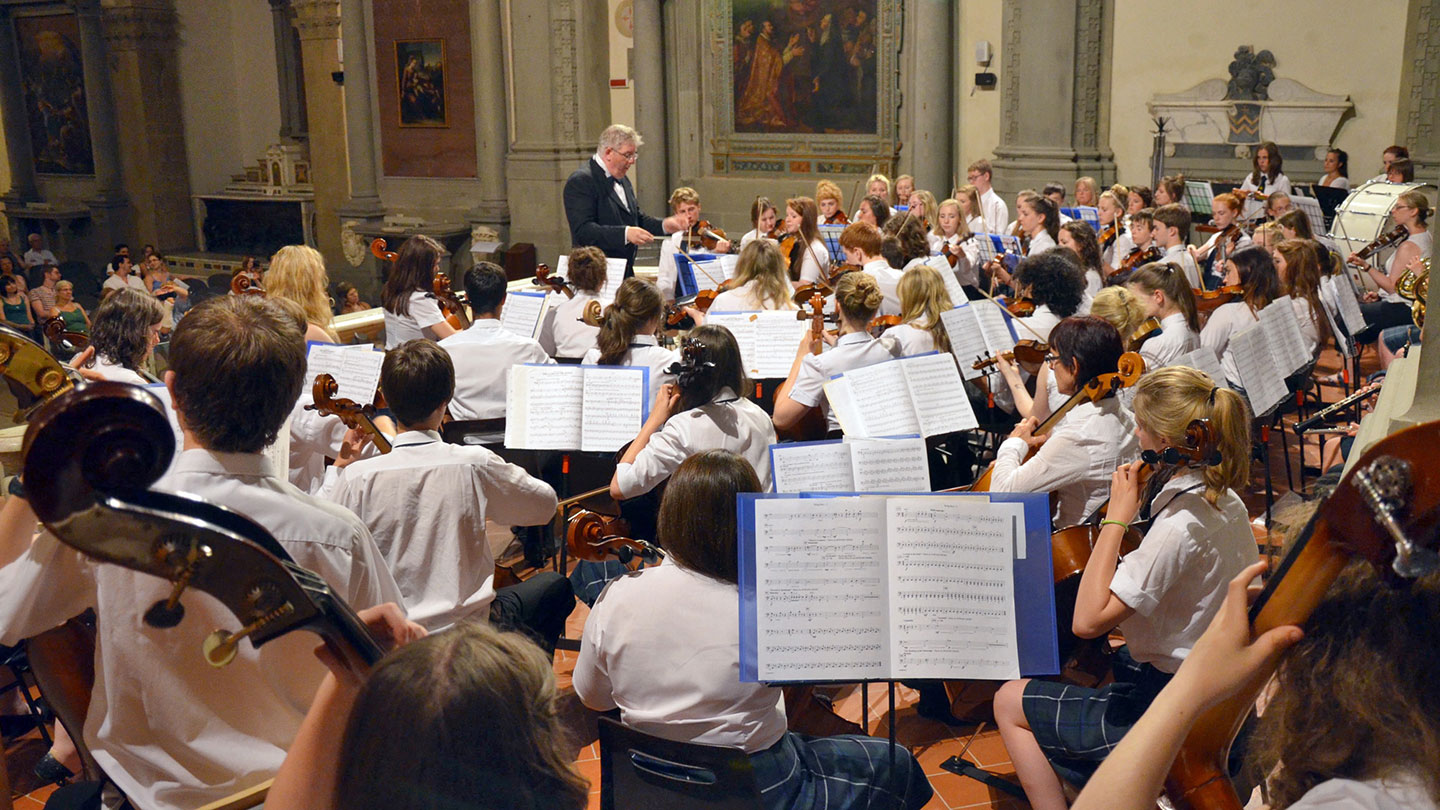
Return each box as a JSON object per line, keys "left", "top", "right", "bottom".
{"left": 613, "top": 388, "right": 776, "bottom": 497}
{"left": 439, "top": 318, "right": 554, "bottom": 420}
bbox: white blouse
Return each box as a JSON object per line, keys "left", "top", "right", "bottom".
{"left": 1200, "top": 300, "right": 1259, "bottom": 388}
{"left": 383, "top": 290, "right": 446, "bottom": 349}
{"left": 787, "top": 332, "right": 901, "bottom": 432}
{"left": 613, "top": 388, "right": 776, "bottom": 497}
{"left": 539, "top": 290, "right": 603, "bottom": 359}
{"left": 708, "top": 279, "right": 796, "bottom": 313}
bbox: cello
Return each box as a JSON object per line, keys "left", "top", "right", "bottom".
{"left": 371, "top": 237, "right": 468, "bottom": 330}
{"left": 304, "top": 373, "right": 393, "bottom": 454}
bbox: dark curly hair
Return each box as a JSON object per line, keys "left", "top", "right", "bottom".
{"left": 1013, "top": 250, "right": 1085, "bottom": 317}
{"left": 91, "top": 288, "right": 163, "bottom": 371}
{"left": 1060, "top": 220, "right": 1104, "bottom": 276}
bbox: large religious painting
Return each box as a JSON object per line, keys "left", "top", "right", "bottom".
{"left": 731, "top": 0, "right": 878, "bottom": 135}
{"left": 14, "top": 14, "right": 93, "bottom": 175}
{"left": 395, "top": 39, "right": 447, "bottom": 127}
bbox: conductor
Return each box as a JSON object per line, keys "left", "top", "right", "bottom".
{"left": 564, "top": 124, "right": 684, "bottom": 276}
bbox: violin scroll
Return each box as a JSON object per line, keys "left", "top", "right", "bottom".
{"left": 566, "top": 510, "right": 662, "bottom": 567}
{"left": 370, "top": 238, "right": 398, "bottom": 263}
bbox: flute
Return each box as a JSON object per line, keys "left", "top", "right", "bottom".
{"left": 1294, "top": 381, "right": 1382, "bottom": 434}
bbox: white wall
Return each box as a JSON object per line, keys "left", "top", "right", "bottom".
{"left": 608, "top": 0, "right": 634, "bottom": 126}
{"left": 955, "top": 0, "right": 1002, "bottom": 174}
{"left": 1109, "top": 0, "right": 1407, "bottom": 184}
{"left": 175, "top": 0, "right": 283, "bottom": 196}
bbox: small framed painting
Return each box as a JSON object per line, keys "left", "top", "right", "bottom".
{"left": 395, "top": 39, "right": 447, "bottom": 128}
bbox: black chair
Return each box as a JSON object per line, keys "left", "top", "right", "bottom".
{"left": 598, "top": 717, "right": 761, "bottom": 810}
{"left": 0, "top": 643, "right": 52, "bottom": 747}
{"left": 441, "top": 417, "right": 506, "bottom": 449}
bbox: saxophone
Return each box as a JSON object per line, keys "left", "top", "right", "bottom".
{"left": 1397, "top": 257, "right": 1430, "bottom": 328}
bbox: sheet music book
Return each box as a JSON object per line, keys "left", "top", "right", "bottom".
{"left": 1228, "top": 324, "right": 1289, "bottom": 415}
{"left": 1290, "top": 195, "right": 1327, "bottom": 241}
{"left": 1183, "top": 181, "right": 1216, "bottom": 216}
{"left": 1257, "top": 296, "right": 1310, "bottom": 375}
{"left": 503, "top": 364, "right": 649, "bottom": 452}
{"left": 1061, "top": 206, "right": 1100, "bottom": 229}
{"left": 1315, "top": 283, "right": 1355, "bottom": 359}
{"left": 556, "top": 254, "right": 627, "bottom": 302}
{"left": 674, "top": 253, "right": 740, "bottom": 299}
{"left": 1321, "top": 274, "right": 1368, "bottom": 337}
{"left": 823, "top": 352, "right": 979, "bottom": 438}
{"left": 306, "top": 341, "right": 384, "bottom": 404}
{"left": 499, "top": 290, "right": 549, "bottom": 339}
{"left": 940, "top": 301, "right": 1016, "bottom": 381}
{"left": 737, "top": 491, "right": 1061, "bottom": 682}
{"left": 769, "top": 436, "right": 931, "bottom": 493}
{"left": 704, "top": 310, "right": 810, "bottom": 378}
{"left": 1173, "top": 347, "right": 1229, "bottom": 389}
{"left": 924, "top": 254, "right": 967, "bottom": 303}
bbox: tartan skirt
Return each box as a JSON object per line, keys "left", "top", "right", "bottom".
{"left": 750, "top": 731, "right": 933, "bottom": 810}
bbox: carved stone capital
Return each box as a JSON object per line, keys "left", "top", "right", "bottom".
{"left": 102, "top": 3, "right": 179, "bottom": 53}
{"left": 290, "top": 0, "right": 340, "bottom": 41}
{"left": 1398, "top": 0, "right": 1440, "bottom": 173}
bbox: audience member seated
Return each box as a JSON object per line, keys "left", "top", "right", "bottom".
{"left": 1, "top": 275, "right": 35, "bottom": 337}
{"left": 101, "top": 253, "right": 148, "bottom": 299}
{"left": 22, "top": 233, "right": 56, "bottom": 269}
{"left": 337, "top": 282, "right": 370, "bottom": 314}
{"left": 143, "top": 252, "right": 190, "bottom": 326}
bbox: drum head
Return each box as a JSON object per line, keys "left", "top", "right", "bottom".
{"left": 1327, "top": 181, "right": 1436, "bottom": 292}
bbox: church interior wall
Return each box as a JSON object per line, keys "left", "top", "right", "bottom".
{"left": 607, "top": 0, "right": 635, "bottom": 130}
{"left": 953, "top": 0, "right": 1002, "bottom": 190}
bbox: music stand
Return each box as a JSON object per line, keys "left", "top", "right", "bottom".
{"left": 1313, "top": 185, "right": 1350, "bottom": 228}
{"left": 818, "top": 224, "right": 847, "bottom": 263}
{"left": 1290, "top": 195, "right": 1326, "bottom": 240}
{"left": 1183, "top": 181, "right": 1216, "bottom": 218}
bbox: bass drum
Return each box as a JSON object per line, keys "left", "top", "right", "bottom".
{"left": 1326, "top": 180, "right": 1437, "bottom": 292}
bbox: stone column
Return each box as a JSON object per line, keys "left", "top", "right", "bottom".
{"left": 335, "top": 0, "right": 382, "bottom": 219}
{"left": 104, "top": 0, "right": 196, "bottom": 251}
{"left": 74, "top": 0, "right": 129, "bottom": 247}
{"left": 0, "top": 9, "right": 37, "bottom": 203}
{"left": 291, "top": 0, "right": 348, "bottom": 267}
{"left": 505, "top": 0, "right": 612, "bottom": 265}
{"left": 990, "top": 0, "right": 1115, "bottom": 198}
{"left": 907, "top": 0, "right": 954, "bottom": 196}
{"left": 465, "top": 0, "right": 509, "bottom": 232}
{"left": 1398, "top": 0, "right": 1440, "bottom": 181}
{"left": 270, "top": 0, "right": 308, "bottom": 142}
{"left": 631, "top": 0, "right": 666, "bottom": 215}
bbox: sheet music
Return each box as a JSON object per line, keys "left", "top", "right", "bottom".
{"left": 1228, "top": 324, "right": 1288, "bottom": 415}
{"left": 849, "top": 437, "right": 931, "bottom": 492}
{"left": 504, "top": 364, "right": 583, "bottom": 449}
{"left": 974, "top": 298, "right": 1018, "bottom": 356}
{"left": 499, "top": 290, "right": 548, "bottom": 339}
{"left": 599, "top": 258, "right": 627, "bottom": 302}
{"left": 1258, "top": 296, "right": 1309, "bottom": 375}
{"left": 306, "top": 342, "right": 384, "bottom": 404}
{"left": 899, "top": 353, "right": 979, "bottom": 436}
{"left": 703, "top": 312, "right": 760, "bottom": 372}
{"left": 1173, "top": 346, "right": 1229, "bottom": 388}
{"left": 1325, "top": 274, "right": 1368, "bottom": 336}
{"left": 688, "top": 253, "right": 740, "bottom": 283}
{"left": 753, "top": 496, "right": 890, "bottom": 681}
{"left": 925, "top": 254, "right": 967, "bottom": 303}
{"left": 770, "top": 440, "right": 857, "bottom": 493}
{"left": 941, "top": 304, "right": 989, "bottom": 381}
{"left": 580, "top": 366, "right": 647, "bottom": 452}
{"left": 885, "top": 497, "right": 1021, "bottom": 679}
{"left": 827, "top": 361, "right": 920, "bottom": 437}
{"left": 754, "top": 311, "right": 809, "bottom": 378}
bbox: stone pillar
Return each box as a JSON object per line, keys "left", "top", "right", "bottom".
{"left": 631, "top": 0, "right": 666, "bottom": 215}
{"left": 104, "top": 0, "right": 195, "bottom": 252}
{"left": 335, "top": 0, "right": 382, "bottom": 220}
{"left": 270, "top": 0, "right": 308, "bottom": 142}
{"left": 907, "top": 0, "right": 954, "bottom": 196}
{"left": 505, "top": 0, "right": 612, "bottom": 265}
{"left": 465, "top": 0, "right": 509, "bottom": 232}
{"left": 1398, "top": 0, "right": 1440, "bottom": 181}
{"left": 990, "top": 0, "right": 1115, "bottom": 198}
{"left": 74, "top": 0, "right": 129, "bottom": 246}
{"left": 0, "top": 9, "right": 38, "bottom": 203}
{"left": 291, "top": 0, "right": 348, "bottom": 267}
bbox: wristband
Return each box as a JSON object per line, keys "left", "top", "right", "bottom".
{"left": 6, "top": 475, "right": 24, "bottom": 499}
{"left": 1100, "top": 518, "right": 1129, "bottom": 530}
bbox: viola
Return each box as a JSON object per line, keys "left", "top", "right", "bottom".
{"left": 304, "top": 373, "right": 393, "bottom": 454}
{"left": 771, "top": 227, "right": 803, "bottom": 276}
{"left": 431, "top": 273, "right": 471, "bottom": 330}
{"left": 1193, "top": 286, "right": 1244, "bottom": 316}
{"left": 1110, "top": 244, "right": 1163, "bottom": 285}
{"left": 1128, "top": 316, "right": 1162, "bottom": 349}
{"left": 1347, "top": 223, "right": 1410, "bottom": 268}
{"left": 790, "top": 262, "right": 859, "bottom": 307}
{"left": 1004, "top": 295, "right": 1036, "bottom": 317}
{"left": 968, "top": 351, "right": 1146, "bottom": 492}
{"left": 566, "top": 510, "right": 662, "bottom": 568}
{"left": 690, "top": 278, "right": 737, "bottom": 314}
{"left": 663, "top": 303, "right": 690, "bottom": 329}
{"left": 42, "top": 316, "right": 89, "bottom": 354}
{"left": 865, "top": 314, "right": 901, "bottom": 337}
{"left": 1163, "top": 420, "right": 1440, "bottom": 809}
{"left": 683, "top": 220, "right": 729, "bottom": 254}
{"left": 972, "top": 339, "right": 1048, "bottom": 374}
{"left": 1097, "top": 221, "right": 1120, "bottom": 250}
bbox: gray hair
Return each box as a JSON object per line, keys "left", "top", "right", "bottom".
{"left": 597, "top": 124, "right": 642, "bottom": 155}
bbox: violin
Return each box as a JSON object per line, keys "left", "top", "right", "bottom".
{"left": 790, "top": 262, "right": 859, "bottom": 307}
{"left": 1193, "top": 286, "right": 1244, "bottom": 316}
{"left": 683, "top": 220, "right": 729, "bottom": 254}
{"left": 771, "top": 226, "right": 802, "bottom": 276}
{"left": 940, "top": 233, "right": 976, "bottom": 268}
{"left": 1097, "top": 221, "right": 1120, "bottom": 250}
{"left": 1346, "top": 223, "right": 1410, "bottom": 268}
{"left": 972, "top": 339, "right": 1048, "bottom": 374}
{"left": 663, "top": 303, "right": 690, "bottom": 329}
{"left": 1110, "top": 244, "right": 1163, "bottom": 285}
{"left": 1163, "top": 420, "right": 1440, "bottom": 810}
{"left": 1004, "top": 295, "right": 1036, "bottom": 317}
{"left": 304, "top": 373, "right": 393, "bottom": 454}
{"left": 42, "top": 316, "right": 89, "bottom": 354}
{"left": 968, "top": 352, "right": 1146, "bottom": 492}
{"left": 1128, "top": 316, "right": 1162, "bottom": 349}
{"left": 566, "top": 510, "right": 662, "bottom": 568}
{"left": 431, "top": 273, "right": 471, "bottom": 330}
{"left": 865, "top": 314, "right": 901, "bottom": 337}
{"left": 230, "top": 271, "right": 264, "bottom": 297}
{"left": 690, "top": 278, "right": 737, "bottom": 314}
{"left": 823, "top": 209, "right": 850, "bottom": 225}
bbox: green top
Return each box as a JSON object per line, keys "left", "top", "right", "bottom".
{"left": 2, "top": 298, "right": 29, "bottom": 327}
{"left": 59, "top": 305, "right": 87, "bottom": 334}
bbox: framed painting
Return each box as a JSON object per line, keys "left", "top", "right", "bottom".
{"left": 395, "top": 39, "right": 447, "bottom": 128}
{"left": 14, "top": 13, "right": 94, "bottom": 175}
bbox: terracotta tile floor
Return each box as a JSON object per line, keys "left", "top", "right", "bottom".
{"left": 5, "top": 344, "right": 1373, "bottom": 809}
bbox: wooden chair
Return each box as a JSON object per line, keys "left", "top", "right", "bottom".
{"left": 597, "top": 717, "right": 760, "bottom": 810}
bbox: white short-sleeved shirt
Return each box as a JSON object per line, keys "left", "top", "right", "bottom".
{"left": 1140, "top": 312, "right": 1201, "bottom": 370}
{"left": 991, "top": 397, "right": 1139, "bottom": 527}
{"left": 1108, "top": 470, "right": 1255, "bottom": 672}
{"left": 1286, "top": 777, "right": 1437, "bottom": 810}
{"left": 101, "top": 273, "right": 148, "bottom": 296}
{"left": 582, "top": 334, "right": 679, "bottom": 403}
{"left": 324, "top": 429, "right": 556, "bottom": 631}
{"left": 1379, "top": 231, "right": 1432, "bottom": 304}
{"left": 614, "top": 388, "right": 776, "bottom": 497}
{"left": 1238, "top": 172, "right": 1292, "bottom": 221}
{"left": 1318, "top": 175, "right": 1353, "bottom": 191}
{"left": 1164, "top": 243, "right": 1202, "bottom": 289}
{"left": 384, "top": 290, "right": 447, "bottom": 348}
{"left": 289, "top": 381, "right": 348, "bottom": 494}
{"left": 0, "top": 450, "right": 403, "bottom": 810}
{"left": 573, "top": 560, "right": 787, "bottom": 753}
{"left": 787, "top": 332, "right": 901, "bottom": 432}
{"left": 980, "top": 188, "right": 1009, "bottom": 236}
{"left": 540, "top": 290, "right": 604, "bottom": 359}
{"left": 708, "top": 279, "right": 795, "bottom": 313}
{"left": 795, "top": 237, "right": 830, "bottom": 285}
{"left": 882, "top": 321, "right": 937, "bottom": 357}
{"left": 866, "top": 258, "right": 904, "bottom": 317}
{"left": 1200, "top": 300, "right": 1259, "bottom": 388}
{"left": 440, "top": 319, "right": 554, "bottom": 420}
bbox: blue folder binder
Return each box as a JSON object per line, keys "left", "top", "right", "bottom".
{"left": 673, "top": 252, "right": 717, "bottom": 299}
{"left": 737, "top": 491, "right": 1059, "bottom": 682}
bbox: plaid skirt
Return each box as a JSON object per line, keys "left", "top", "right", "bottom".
{"left": 1021, "top": 646, "right": 1172, "bottom": 787}
{"left": 750, "top": 731, "right": 933, "bottom": 810}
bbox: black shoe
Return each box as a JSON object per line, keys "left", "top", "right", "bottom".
{"left": 34, "top": 752, "right": 75, "bottom": 786}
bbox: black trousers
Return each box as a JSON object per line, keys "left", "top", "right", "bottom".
{"left": 489, "top": 571, "right": 575, "bottom": 655}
